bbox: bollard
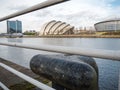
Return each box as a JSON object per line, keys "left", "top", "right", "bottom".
{"left": 30, "top": 54, "right": 98, "bottom": 90}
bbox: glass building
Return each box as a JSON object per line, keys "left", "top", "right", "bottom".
{"left": 7, "top": 20, "right": 22, "bottom": 34}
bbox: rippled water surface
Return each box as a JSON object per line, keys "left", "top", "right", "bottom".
{"left": 0, "top": 38, "right": 120, "bottom": 90}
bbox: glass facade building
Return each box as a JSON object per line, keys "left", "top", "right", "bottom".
{"left": 7, "top": 20, "right": 22, "bottom": 34}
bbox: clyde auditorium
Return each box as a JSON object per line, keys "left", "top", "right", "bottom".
{"left": 39, "top": 20, "right": 74, "bottom": 35}
{"left": 94, "top": 18, "right": 120, "bottom": 32}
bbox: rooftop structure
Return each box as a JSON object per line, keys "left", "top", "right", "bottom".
{"left": 94, "top": 18, "right": 120, "bottom": 32}
{"left": 39, "top": 20, "right": 74, "bottom": 35}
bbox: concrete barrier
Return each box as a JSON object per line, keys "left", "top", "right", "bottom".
{"left": 30, "top": 54, "right": 98, "bottom": 90}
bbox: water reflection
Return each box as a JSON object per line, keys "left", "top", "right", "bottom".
{"left": 0, "top": 38, "right": 120, "bottom": 90}
{"left": 7, "top": 38, "right": 23, "bottom": 43}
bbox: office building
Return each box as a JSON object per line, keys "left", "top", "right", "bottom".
{"left": 7, "top": 20, "right": 22, "bottom": 34}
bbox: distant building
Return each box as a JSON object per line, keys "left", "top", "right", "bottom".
{"left": 7, "top": 20, "right": 22, "bottom": 34}
{"left": 94, "top": 18, "right": 120, "bottom": 32}
{"left": 39, "top": 20, "right": 74, "bottom": 35}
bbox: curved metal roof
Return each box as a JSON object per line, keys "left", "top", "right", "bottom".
{"left": 47, "top": 21, "right": 61, "bottom": 34}
{"left": 53, "top": 22, "right": 67, "bottom": 34}
{"left": 95, "top": 18, "right": 120, "bottom": 25}
{"left": 40, "top": 20, "right": 55, "bottom": 35}
{"left": 39, "top": 20, "right": 74, "bottom": 35}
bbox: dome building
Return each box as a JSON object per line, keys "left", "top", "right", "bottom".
{"left": 94, "top": 18, "right": 120, "bottom": 32}
{"left": 39, "top": 20, "right": 74, "bottom": 35}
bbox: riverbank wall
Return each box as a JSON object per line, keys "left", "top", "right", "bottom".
{"left": 1, "top": 34, "right": 120, "bottom": 38}
{"left": 21, "top": 35, "right": 120, "bottom": 38}
{"left": 38, "top": 35, "right": 120, "bottom": 38}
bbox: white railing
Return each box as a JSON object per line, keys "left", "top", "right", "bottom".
{"left": 0, "top": 0, "right": 119, "bottom": 89}
{"left": 0, "top": 82, "right": 9, "bottom": 90}
{"left": 0, "top": 62, "right": 55, "bottom": 90}
{"left": 0, "top": 42, "right": 119, "bottom": 61}
{"left": 0, "top": 0, "right": 68, "bottom": 22}
{"left": 0, "top": 0, "right": 68, "bottom": 90}
{"left": 118, "top": 69, "right": 120, "bottom": 90}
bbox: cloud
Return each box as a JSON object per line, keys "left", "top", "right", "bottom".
{"left": 0, "top": 0, "right": 120, "bottom": 33}
{"left": 8, "top": 5, "right": 28, "bottom": 11}
{"left": 32, "top": 0, "right": 112, "bottom": 27}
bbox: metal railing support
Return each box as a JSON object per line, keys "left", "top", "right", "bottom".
{"left": 118, "top": 69, "right": 120, "bottom": 90}
{"left": 0, "top": 62, "right": 55, "bottom": 90}
{"left": 0, "top": 42, "right": 119, "bottom": 61}
{"left": 0, "top": 0, "right": 69, "bottom": 22}
{"left": 30, "top": 54, "right": 99, "bottom": 90}
{"left": 0, "top": 82, "right": 9, "bottom": 90}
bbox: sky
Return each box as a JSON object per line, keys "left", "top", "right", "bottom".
{"left": 0, "top": 0, "right": 120, "bottom": 33}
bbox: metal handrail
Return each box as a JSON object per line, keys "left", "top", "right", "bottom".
{"left": 0, "top": 62, "right": 55, "bottom": 90}
{"left": 118, "top": 69, "right": 120, "bottom": 90}
{"left": 0, "top": 42, "right": 119, "bottom": 61}
{"left": 0, "top": 82, "right": 9, "bottom": 90}
{"left": 0, "top": 0, "right": 69, "bottom": 22}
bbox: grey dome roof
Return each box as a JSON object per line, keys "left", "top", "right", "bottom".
{"left": 95, "top": 18, "right": 120, "bottom": 25}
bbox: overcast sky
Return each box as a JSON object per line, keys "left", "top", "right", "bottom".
{"left": 0, "top": 0, "right": 120, "bottom": 33}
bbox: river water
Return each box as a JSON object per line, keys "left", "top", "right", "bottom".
{"left": 0, "top": 38, "right": 120, "bottom": 90}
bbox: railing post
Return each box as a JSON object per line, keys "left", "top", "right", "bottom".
{"left": 30, "top": 54, "right": 99, "bottom": 90}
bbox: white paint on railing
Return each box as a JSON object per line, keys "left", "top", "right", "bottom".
{"left": 0, "top": 0, "right": 68, "bottom": 22}
{"left": 0, "top": 42, "right": 119, "bottom": 61}
{"left": 0, "top": 82, "right": 9, "bottom": 90}
{"left": 0, "top": 62, "right": 55, "bottom": 90}
{"left": 118, "top": 69, "right": 120, "bottom": 90}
